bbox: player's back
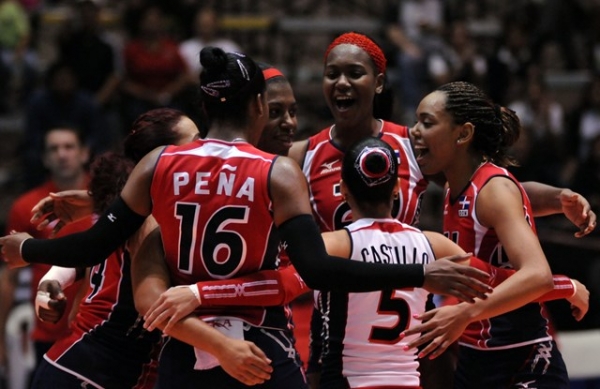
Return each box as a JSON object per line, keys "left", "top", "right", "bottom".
{"left": 318, "top": 218, "right": 434, "bottom": 389}
{"left": 151, "top": 139, "right": 280, "bottom": 286}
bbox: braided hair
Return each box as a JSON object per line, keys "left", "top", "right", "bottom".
{"left": 437, "top": 81, "right": 521, "bottom": 167}
{"left": 342, "top": 136, "right": 398, "bottom": 204}
{"left": 199, "top": 47, "right": 265, "bottom": 126}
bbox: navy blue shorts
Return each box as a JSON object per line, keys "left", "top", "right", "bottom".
{"left": 158, "top": 325, "right": 307, "bottom": 389}
{"left": 30, "top": 359, "right": 92, "bottom": 389}
{"left": 454, "top": 341, "right": 569, "bottom": 389}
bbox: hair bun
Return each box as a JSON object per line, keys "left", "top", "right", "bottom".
{"left": 200, "top": 47, "right": 228, "bottom": 72}
{"left": 360, "top": 148, "right": 391, "bottom": 179}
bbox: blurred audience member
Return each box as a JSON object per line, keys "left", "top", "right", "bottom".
{"left": 21, "top": 61, "right": 107, "bottom": 189}
{"left": 0, "top": 0, "right": 38, "bottom": 113}
{"left": 383, "top": 0, "right": 444, "bottom": 122}
{"left": 57, "top": 0, "right": 122, "bottom": 146}
{"left": 0, "top": 127, "right": 90, "bottom": 389}
{"left": 179, "top": 6, "right": 241, "bottom": 80}
{"left": 120, "top": 4, "right": 192, "bottom": 128}
{"left": 427, "top": 20, "right": 488, "bottom": 89}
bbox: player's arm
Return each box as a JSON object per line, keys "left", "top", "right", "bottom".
{"left": 1, "top": 148, "right": 161, "bottom": 268}
{"left": 521, "top": 181, "right": 596, "bottom": 237}
{"left": 272, "top": 156, "right": 491, "bottom": 297}
{"left": 130, "top": 226, "right": 272, "bottom": 386}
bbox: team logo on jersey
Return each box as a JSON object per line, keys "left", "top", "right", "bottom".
{"left": 458, "top": 195, "right": 471, "bottom": 217}
{"left": 320, "top": 160, "right": 341, "bottom": 174}
{"left": 394, "top": 150, "right": 401, "bottom": 165}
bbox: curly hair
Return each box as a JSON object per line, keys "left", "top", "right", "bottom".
{"left": 88, "top": 152, "right": 134, "bottom": 214}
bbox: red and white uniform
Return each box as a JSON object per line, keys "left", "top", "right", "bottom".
{"left": 443, "top": 162, "right": 553, "bottom": 350}
{"left": 317, "top": 218, "right": 434, "bottom": 389}
{"left": 45, "top": 245, "right": 161, "bottom": 389}
{"left": 302, "top": 121, "right": 428, "bottom": 231}
{"left": 150, "top": 139, "right": 288, "bottom": 330}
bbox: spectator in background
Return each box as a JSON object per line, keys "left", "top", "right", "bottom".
{"left": 120, "top": 4, "right": 192, "bottom": 128}
{"left": 0, "top": 127, "right": 91, "bottom": 389}
{"left": 57, "top": 0, "right": 122, "bottom": 147}
{"left": 427, "top": 20, "right": 488, "bottom": 89}
{"left": 383, "top": 0, "right": 444, "bottom": 123}
{"left": 22, "top": 61, "right": 107, "bottom": 189}
{"left": 508, "top": 75, "right": 568, "bottom": 186}
{"left": 0, "top": 0, "right": 38, "bottom": 113}
{"left": 179, "top": 6, "right": 241, "bottom": 81}
{"left": 487, "top": 20, "right": 533, "bottom": 104}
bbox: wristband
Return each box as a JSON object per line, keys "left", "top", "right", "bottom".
{"left": 188, "top": 284, "right": 202, "bottom": 305}
{"left": 39, "top": 266, "right": 77, "bottom": 290}
{"left": 569, "top": 279, "right": 577, "bottom": 298}
{"left": 35, "top": 290, "right": 51, "bottom": 319}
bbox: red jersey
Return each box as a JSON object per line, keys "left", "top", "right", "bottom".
{"left": 6, "top": 180, "right": 90, "bottom": 343}
{"left": 150, "top": 139, "right": 287, "bottom": 329}
{"left": 45, "top": 244, "right": 161, "bottom": 389}
{"left": 123, "top": 38, "right": 188, "bottom": 91}
{"left": 302, "top": 121, "right": 428, "bottom": 231}
{"left": 442, "top": 162, "right": 552, "bottom": 350}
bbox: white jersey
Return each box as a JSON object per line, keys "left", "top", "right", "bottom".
{"left": 316, "top": 218, "right": 435, "bottom": 388}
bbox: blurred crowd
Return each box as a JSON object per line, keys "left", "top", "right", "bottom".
{"left": 0, "top": 0, "right": 599, "bottom": 220}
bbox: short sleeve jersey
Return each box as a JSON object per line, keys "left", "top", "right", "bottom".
{"left": 317, "top": 218, "right": 434, "bottom": 388}
{"left": 442, "top": 162, "right": 552, "bottom": 350}
{"left": 302, "top": 121, "right": 428, "bottom": 231}
{"left": 150, "top": 139, "right": 286, "bottom": 329}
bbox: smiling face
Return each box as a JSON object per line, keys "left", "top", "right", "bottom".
{"left": 323, "top": 44, "right": 383, "bottom": 129}
{"left": 411, "top": 91, "right": 463, "bottom": 176}
{"left": 257, "top": 79, "right": 297, "bottom": 156}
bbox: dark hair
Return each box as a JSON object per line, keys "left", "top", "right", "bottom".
{"left": 437, "top": 81, "right": 521, "bottom": 167}
{"left": 342, "top": 136, "right": 397, "bottom": 204}
{"left": 43, "top": 126, "right": 86, "bottom": 149}
{"left": 123, "top": 108, "right": 187, "bottom": 163}
{"left": 89, "top": 152, "right": 134, "bottom": 213}
{"left": 91, "top": 108, "right": 190, "bottom": 213}
{"left": 199, "top": 47, "right": 265, "bottom": 126}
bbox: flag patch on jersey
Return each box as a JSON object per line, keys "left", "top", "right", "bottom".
{"left": 458, "top": 195, "right": 471, "bottom": 217}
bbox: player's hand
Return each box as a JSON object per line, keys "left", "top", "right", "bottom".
{"left": 215, "top": 338, "right": 273, "bottom": 386}
{"left": 400, "top": 303, "right": 470, "bottom": 360}
{"left": 559, "top": 190, "right": 597, "bottom": 237}
{"left": 567, "top": 279, "right": 589, "bottom": 321}
{"left": 0, "top": 232, "right": 32, "bottom": 269}
{"left": 423, "top": 254, "right": 492, "bottom": 303}
{"left": 30, "top": 190, "right": 94, "bottom": 237}
{"left": 143, "top": 286, "right": 200, "bottom": 333}
{"left": 36, "top": 280, "right": 68, "bottom": 323}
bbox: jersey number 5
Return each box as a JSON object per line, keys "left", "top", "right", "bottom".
{"left": 368, "top": 289, "right": 410, "bottom": 344}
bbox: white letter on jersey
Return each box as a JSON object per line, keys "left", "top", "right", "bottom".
{"left": 217, "top": 172, "right": 235, "bottom": 196}
{"left": 236, "top": 177, "right": 255, "bottom": 202}
{"left": 174, "top": 172, "right": 189, "bottom": 195}
{"left": 195, "top": 172, "right": 211, "bottom": 195}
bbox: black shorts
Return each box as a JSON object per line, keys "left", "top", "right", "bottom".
{"left": 454, "top": 341, "right": 569, "bottom": 389}
{"left": 158, "top": 324, "right": 307, "bottom": 389}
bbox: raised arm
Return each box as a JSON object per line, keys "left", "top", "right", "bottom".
{"left": 522, "top": 181, "right": 597, "bottom": 237}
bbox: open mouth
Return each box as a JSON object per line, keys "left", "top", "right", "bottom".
{"left": 335, "top": 97, "right": 356, "bottom": 111}
{"left": 414, "top": 147, "right": 430, "bottom": 161}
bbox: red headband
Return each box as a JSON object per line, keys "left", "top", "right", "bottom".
{"left": 324, "top": 32, "right": 387, "bottom": 74}
{"left": 262, "top": 68, "right": 285, "bottom": 81}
